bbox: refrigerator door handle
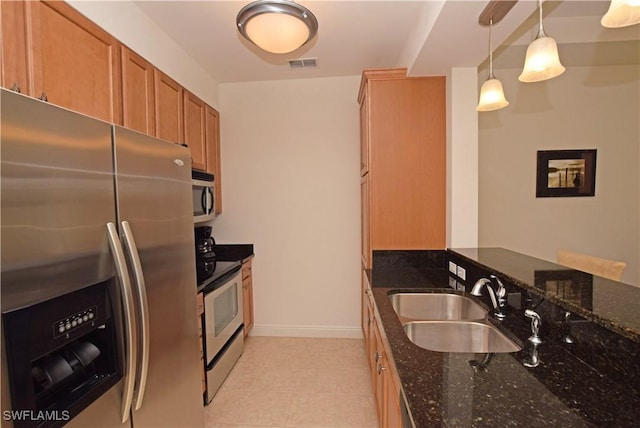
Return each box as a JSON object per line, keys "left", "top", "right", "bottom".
{"left": 106, "top": 222, "right": 137, "bottom": 423}
{"left": 121, "top": 220, "right": 150, "bottom": 411}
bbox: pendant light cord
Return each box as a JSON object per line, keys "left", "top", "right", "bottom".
{"left": 537, "top": 0, "right": 547, "bottom": 38}
{"left": 488, "top": 18, "right": 494, "bottom": 79}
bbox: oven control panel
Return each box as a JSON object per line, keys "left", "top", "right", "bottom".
{"left": 53, "top": 306, "right": 97, "bottom": 338}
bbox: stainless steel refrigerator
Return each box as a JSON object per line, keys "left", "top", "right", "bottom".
{"left": 0, "top": 89, "right": 204, "bottom": 428}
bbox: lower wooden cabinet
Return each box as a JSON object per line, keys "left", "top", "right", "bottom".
{"left": 363, "top": 273, "right": 402, "bottom": 428}
{"left": 242, "top": 258, "right": 254, "bottom": 337}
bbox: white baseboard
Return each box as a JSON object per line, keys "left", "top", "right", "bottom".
{"left": 249, "top": 324, "right": 363, "bottom": 339}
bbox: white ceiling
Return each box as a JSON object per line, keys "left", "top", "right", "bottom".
{"left": 132, "top": 0, "right": 640, "bottom": 84}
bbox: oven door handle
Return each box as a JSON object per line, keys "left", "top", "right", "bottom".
{"left": 121, "top": 220, "right": 150, "bottom": 411}
{"left": 106, "top": 222, "right": 137, "bottom": 423}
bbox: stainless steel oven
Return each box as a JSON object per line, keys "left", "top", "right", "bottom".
{"left": 201, "top": 265, "right": 243, "bottom": 403}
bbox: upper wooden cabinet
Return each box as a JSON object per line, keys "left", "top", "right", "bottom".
{"left": 1, "top": 1, "right": 30, "bottom": 95}
{"left": 358, "top": 68, "right": 446, "bottom": 260}
{"left": 154, "top": 70, "right": 184, "bottom": 144}
{"left": 24, "top": 1, "right": 121, "bottom": 123}
{"left": 1, "top": 1, "right": 223, "bottom": 210}
{"left": 121, "top": 46, "right": 155, "bottom": 135}
{"left": 205, "top": 105, "right": 222, "bottom": 214}
{"left": 183, "top": 90, "right": 207, "bottom": 171}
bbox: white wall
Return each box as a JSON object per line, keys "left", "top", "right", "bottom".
{"left": 214, "top": 76, "right": 362, "bottom": 337}
{"left": 447, "top": 67, "right": 479, "bottom": 248}
{"left": 479, "top": 65, "right": 640, "bottom": 286}
{"left": 67, "top": 0, "right": 219, "bottom": 108}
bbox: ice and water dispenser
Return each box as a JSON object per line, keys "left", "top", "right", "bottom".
{"left": 2, "top": 281, "right": 122, "bottom": 427}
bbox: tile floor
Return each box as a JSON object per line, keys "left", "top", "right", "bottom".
{"left": 204, "top": 336, "right": 378, "bottom": 428}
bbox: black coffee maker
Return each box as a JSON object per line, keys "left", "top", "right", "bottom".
{"left": 194, "top": 226, "right": 216, "bottom": 284}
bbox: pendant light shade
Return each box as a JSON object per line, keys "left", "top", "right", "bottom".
{"left": 601, "top": 0, "right": 640, "bottom": 28}
{"left": 477, "top": 19, "right": 509, "bottom": 112}
{"left": 237, "top": 0, "right": 318, "bottom": 54}
{"left": 519, "top": 0, "right": 565, "bottom": 83}
{"left": 477, "top": 78, "right": 510, "bottom": 112}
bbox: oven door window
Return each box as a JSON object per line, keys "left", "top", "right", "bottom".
{"left": 213, "top": 283, "right": 239, "bottom": 336}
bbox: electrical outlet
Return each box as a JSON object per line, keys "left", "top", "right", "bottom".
{"left": 457, "top": 266, "right": 466, "bottom": 281}
{"left": 448, "top": 261, "right": 457, "bottom": 274}
{"left": 448, "top": 277, "right": 457, "bottom": 289}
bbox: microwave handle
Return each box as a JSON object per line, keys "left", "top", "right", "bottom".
{"left": 206, "top": 187, "right": 214, "bottom": 214}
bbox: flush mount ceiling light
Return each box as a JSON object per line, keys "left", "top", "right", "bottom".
{"left": 477, "top": 19, "right": 509, "bottom": 112}
{"left": 236, "top": 0, "right": 318, "bottom": 54}
{"left": 601, "top": 0, "right": 640, "bottom": 28}
{"left": 519, "top": 0, "right": 565, "bottom": 83}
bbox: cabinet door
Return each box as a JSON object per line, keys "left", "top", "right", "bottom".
{"left": 183, "top": 90, "right": 207, "bottom": 171}
{"left": 154, "top": 69, "right": 183, "bottom": 144}
{"left": 359, "top": 90, "right": 369, "bottom": 175}
{"left": 373, "top": 318, "right": 385, "bottom": 425}
{"left": 121, "top": 46, "right": 155, "bottom": 135}
{"left": 242, "top": 276, "right": 253, "bottom": 338}
{"left": 205, "top": 105, "right": 222, "bottom": 214}
{"left": 361, "top": 174, "right": 370, "bottom": 269}
{"left": 384, "top": 368, "right": 402, "bottom": 428}
{"left": 28, "top": 0, "right": 122, "bottom": 123}
{"left": 1, "top": 0, "right": 30, "bottom": 94}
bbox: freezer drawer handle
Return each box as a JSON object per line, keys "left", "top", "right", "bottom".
{"left": 121, "top": 220, "right": 150, "bottom": 411}
{"left": 106, "top": 222, "right": 137, "bottom": 423}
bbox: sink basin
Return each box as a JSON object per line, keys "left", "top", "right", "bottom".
{"left": 389, "top": 293, "right": 487, "bottom": 321}
{"left": 403, "top": 321, "right": 522, "bottom": 353}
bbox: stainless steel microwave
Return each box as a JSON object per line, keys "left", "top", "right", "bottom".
{"left": 192, "top": 170, "right": 215, "bottom": 223}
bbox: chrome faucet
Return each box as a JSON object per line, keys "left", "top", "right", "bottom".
{"left": 471, "top": 275, "right": 507, "bottom": 319}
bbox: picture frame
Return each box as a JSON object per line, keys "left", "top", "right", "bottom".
{"left": 536, "top": 149, "right": 597, "bottom": 197}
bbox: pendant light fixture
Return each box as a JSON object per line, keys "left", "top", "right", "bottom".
{"left": 601, "top": 0, "right": 640, "bottom": 28}
{"left": 237, "top": 0, "right": 318, "bottom": 54}
{"left": 519, "top": 0, "right": 565, "bottom": 83}
{"left": 477, "top": 19, "right": 509, "bottom": 112}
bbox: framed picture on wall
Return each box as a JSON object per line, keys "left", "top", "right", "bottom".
{"left": 536, "top": 149, "right": 597, "bottom": 197}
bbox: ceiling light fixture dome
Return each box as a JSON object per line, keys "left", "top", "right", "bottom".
{"left": 519, "top": 0, "right": 565, "bottom": 83}
{"left": 237, "top": 0, "right": 318, "bottom": 54}
{"left": 601, "top": 0, "right": 640, "bottom": 28}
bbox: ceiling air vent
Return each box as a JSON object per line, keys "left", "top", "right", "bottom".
{"left": 288, "top": 58, "right": 318, "bottom": 70}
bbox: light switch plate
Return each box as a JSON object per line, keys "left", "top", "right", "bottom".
{"left": 448, "top": 261, "right": 457, "bottom": 274}
{"left": 457, "top": 266, "right": 466, "bottom": 281}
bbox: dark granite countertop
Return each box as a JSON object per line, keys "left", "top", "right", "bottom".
{"left": 368, "top": 250, "right": 640, "bottom": 427}
{"left": 449, "top": 248, "right": 640, "bottom": 342}
{"left": 212, "top": 244, "right": 254, "bottom": 262}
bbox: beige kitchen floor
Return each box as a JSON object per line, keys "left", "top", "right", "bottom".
{"left": 204, "top": 336, "right": 378, "bottom": 428}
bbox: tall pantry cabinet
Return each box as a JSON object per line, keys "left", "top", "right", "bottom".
{"left": 358, "top": 68, "right": 446, "bottom": 269}
{"left": 358, "top": 68, "right": 445, "bottom": 427}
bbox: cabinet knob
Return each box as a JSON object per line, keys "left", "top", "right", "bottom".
{"left": 11, "top": 82, "right": 21, "bottom": 93}
{"left": 39, "top": 92, "right": 48, "bottom": 102}
{"left": 377, "top": 363, "right": 386, "bottom": 375}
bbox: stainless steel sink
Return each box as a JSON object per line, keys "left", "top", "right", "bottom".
{"left": 389, "top": 292, "right": 487, "bottom": 321}
{"left": 403, "top": 321, "right": 522, "bottom": 353}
